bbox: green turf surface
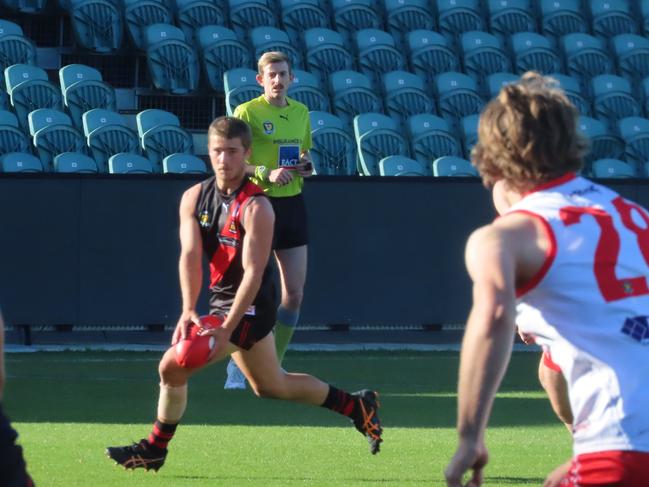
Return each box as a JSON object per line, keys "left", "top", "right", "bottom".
{"left": 4, "top": 351, "right": 571, "bottom": 486}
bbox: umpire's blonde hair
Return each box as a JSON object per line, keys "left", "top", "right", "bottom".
{"left": 472, "top": 71, "right": 588, "bottom": 192}
{"left": 257, "top": 51, "right": 292, "bottom": 75}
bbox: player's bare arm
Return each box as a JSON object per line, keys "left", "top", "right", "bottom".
{"left": 173, "top": 184, "right": 204, "bottom": 345}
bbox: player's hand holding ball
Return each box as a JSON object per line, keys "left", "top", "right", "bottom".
{"left": 175, "top": 315, "right": 226, "bottom": 368}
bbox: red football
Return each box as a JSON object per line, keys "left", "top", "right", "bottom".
{"left": 174, "top": 315, "right": 224, "bottom": 368}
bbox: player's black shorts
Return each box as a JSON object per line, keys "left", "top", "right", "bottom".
{"left": 270, "top": 193, "right": 308, "bottom": 250}
{"left": 0, "top": 405, "right": 33, "bottom": 487}
{"left": 210, "top": 310, "right": 276, "bottom": 351}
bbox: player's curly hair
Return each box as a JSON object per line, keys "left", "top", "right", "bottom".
{"left": 208, "top": 116, "right": 252, "bottom": 149}
{"left": 472, "top": 71, "right": 589, "bottom": 192}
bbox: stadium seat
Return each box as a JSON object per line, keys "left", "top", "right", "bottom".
{"left": 82, "top": 109, "right": 140, "bottom": 171}
{"left": 487, "top": 0, "right": 536, "bottom": 39}
{"left": 250, "top": 26, "right": 303, "bottom": 70}
{"left": 1, "top": 0, "right": 47, "bottom": 12}
{"left": 0, "top": 109, "right": 31, "bottom": 155}
{"left": 460, "top": 114, "right": 479, "bottom": 158}
{"left": 549, "top": 73, "right": 590, "bottom": 116}
{"left": 432, "top": 155, "right": 478, "bottom": 176}
{"left": 379, "top": 155, "right": 426, "bottom": 176}
{"left": 643, "top": 2, "right": 649, "bottom": 37}
{"left": 176, "top": 0, "right": 226, "bottom": 45}
{"left": 435, "top": 71, "right": 485, "bottom": 121}
{"left": 510, "top": 32, "right": 562, "bottom": 75}
{"left": 589, "top": 0, "right": 638, "bottom": 39}
{"left": 136, "top": 108, "right": 181, "bottom": 136}
{"left": 198, "top": 26, "right": 251, "bottom": 92}
{"left": 136, "top": 109, "right": 194, "bottom": 170}
{"left": 354, "top": 112, "right": 409, "bottom": 176}
{"left": 304, "top": 28, "right": 354, "bottom": 84}
{"left": 356, "top": 29, "right": 406, "bottom": 87}
{"left": 0, "top": 21, "right": 37, "bottom": 89}
{"left": 484, "top": 72, "right": 518, "bottom": 99}
{"left": 124, "top": 0, "right": 173, "bottom": 50}
{"left": 162, "top": 153, "right": 207, "bottom": 173}
{"left": 460, "top": 31, "right": 511, "bottom": 81}
{"left": 540, "top": 0, "right": 588, "bottom": 39}
{"left": 407, "top": 114, "right": 462, "bottom": 174}
{"left": 228, "top": 0, "right": 277, "bottom": 40}
{"left": 281, "top": 0, "right": 330, "bottom": 46}
{"left": 591, "top": 74, "right": 642, "bottom": 124}
{"left": 329, "top": 70, "right": 383, "bottom": 127}
{"left": 27, "top": 108, "right": 87, "bottom": 170}
{"left": 53, "top": 151, "right": 99, "bottom": 173}
{"left": 382, "top": 70, "right": 436, "bottom": 127}
{"left": 578, "top": 115, "right": 625, "bottom": 164}
{"left": 0, "top": 89, "right": 7, "bottom": 110}
{"left": 68, "top": 0, "right": 123, "bottom": 52}
{"left": 618, "top": 116, "right": 649, "bottom": 167}
{"left": 0, "top": 151, "right": 43, "bottom": 172}
{"left": 384, "top": 0, "right": 435, "bottom": 48}
{"left": 435, "top": 0, "right": 485, "bottom": 40}
{"left": 309, "top": 110, "right": 356, "bottom": 175}
{"left": 144, "top": 23, "right": 200, "bottom": 94}
{"left": 591, "top": 158, "right": 635, "bottom": 178}
{"left": 223, "top": 68, "right": 263, "bottom": 116}
{"left": 288, "top": 69, "right": 329, "bottom": 112}
{"left": 643, "top": 77, "right": 649, "bottom": 118}
{"left": 562, "top": 33, "right": 614, "bottom": 85}
{"left": 5, "top": 64, "right": 63, "bottom": 132}
{"left": 407, "top": 30, "right": 458, "bottom": 84}
{"left": 59, "top": 64, "right": 116, "bottom": 129}
{"left": 612, "top": 34, "right": 649, "bottom": 83}
{"left": 108, "top": 152, "right": 155, "bottom": 173}
{"left": 331, "top": 0, "right": 382, "bottom": 46}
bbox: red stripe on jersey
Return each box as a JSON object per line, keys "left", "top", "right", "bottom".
{"left": 542, "top": 350, "right": 562, "bottom": 372}
{"left": 524, "top": 172, "right": 577, "bottom": 195}
{"left": 563, "top": 450, "right": 649, "bottom": 486}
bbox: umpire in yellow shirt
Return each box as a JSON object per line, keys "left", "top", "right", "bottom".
{"left": 224, "top": 51, "right": 313, "bottom": 388}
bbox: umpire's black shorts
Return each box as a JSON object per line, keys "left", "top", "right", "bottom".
{"left": 270, "top": 193, "right": 309, "bottom": 250}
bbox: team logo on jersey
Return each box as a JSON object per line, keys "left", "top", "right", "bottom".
{"left": 228, "top": 220, "right": 237, "bottom": 234}
{"left": 263, "top": 121, "right": 274, "bottom": 134}
{"left": 199, "top": 210, "right": 210, "bottom": 227}
{"left": 621, "top": 315, "right": 649, "bottom": 344}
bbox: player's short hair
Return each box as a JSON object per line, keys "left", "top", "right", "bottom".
{"left": 207, "top": 116, "right": 252, "bottom": 150}
{"left": 257, "top": 51, "right": 292, "bottom": 75}
{"left": 472, "top": 71, "right": 588, "bottom": 192}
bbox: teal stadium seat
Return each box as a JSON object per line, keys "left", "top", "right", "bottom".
{"left": 549, "top": 72, "right": 591, "bottom": 116}
{"left": 329, "top": 70, "right": 383, "bottom": 127}
{"left": 309, "top": 110, "right": 356, "bottom": 175}
{"left": 250, "top": 26, "right": 303, "bottom": 70}
{"left": 435, "top": 0, "right": 485, "bottom": 40}
{"left": 68, "top": 0, "right": 123, "bottom": 52}
{"left": 83, "top": 109, "right": 140, "bottom": 172}
{"left": 432, "top": 155, "right": 478, "bottom": 176}
{"left": 589, "top": 0, "right": 637, "bottom": 39}
{"left": 304, "top": 28, "right": 354, "bottom": 84}
{"left": 578, "top": 115, "right": 625, "bottom": 166}
{"left": 0, "top": 152, "right": 43, "bottom": 172}
{"left": 223, "top": 68, "right": 263, "bottom": 116}
{"left": 460, "top": 114, "right": 479, "bottom": 158}
{"left": 510, "top": 32, "right": 562, "bottom": 75}
{"left": 280, "top": 0, "right": 330, "bottom": 46}
{"left": 162, "top": 153, "right": 207, "bottom": 173}
{"left": 59, "top": 64, "right": 117, "bottom": 128}
{"left": 407, "top": 30, "right": 458, "bottom": 84}
{"left": 109, "top": 152, "right": 155, "bottom": 173}
{"left": 618, "top": 117, "right": 649, "bottom": 167}
{"left": 562, "top": 33, "right": 614, "bottom": 86}
{"left": 540, "top": 0, "right": 587, "bottom": 39}
{"left": 485, "top": 72, "right": 518, "bottom": 99}
{"left": 355, "top": 29, "right": 406, "bottom": 87}
{"left": 289, "top": 69, "right": 329, "bottom": 112}
{"left": 591, "top": 158, "right": 635, "bottom": 178}
{"left": 612, "top": 34, "right": 649, "bottom": 83}
{"left": 0, "top": 109, "right": 31, "bottom": 155}
{"left": 144, "top": 23, "right": 200, "bottom": 94}
{"left": 1, "top": 0, "right": 47, "bottom": 12}
{"left": 460, "top": 30, "right": 511, "bottom": 81}
{"left": 382, "top": 70, "right": 435, "bottom": 127}
{"left": 354, "top": 112, "right": 409, "bottom": 176}
{"left": 53, "top": 152, "right": 99, "bottom": 173}
{"left": 591, "top": 74, "right": 641, "bottom": 124}
{"left": 176, "top": 0, "right": 226, "bottom": 45}
{"left": 0, "top": 21, "right": 36, "bottom": 90}
{"left": 332, "top": 0, "right": 382, "bottom": 46}
{"left": 383, "top": 0, "right": 435, "bottom": 48}
{"left": 228, "top": 0, "right": 277, "bottom": 40}
{"left": 27, "top": 109, "right": 87, "bottom": 170}
{"left": 136, "top": 109, "right": 194, "bottom": 170}
{"left": 5, "top": 64, "right": 62, "bottom": 131}
{"left": 435, "top": 71, "right": 485, "bottom": 121}
{"left": 124, "top": 0, "right": 173, "bottom": 50}
{"left": 379, "top": 155, "right": 426, "bottom": 176}
{"left": 198, "top": 26, "right": 251, "bottom": 92}
{"left": 487, "top": 0, "right": 536, "bottom": 39}
{"left": 407, "top": 114, "right": 462, "bottom": 174}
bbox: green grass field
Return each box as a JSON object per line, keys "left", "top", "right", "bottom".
{"left": 3, "top": 351, "right": 571, "bottom": 486}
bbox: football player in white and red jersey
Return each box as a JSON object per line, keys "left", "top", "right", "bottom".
{"left": 445, "top": 72, "right": 649, "bottom": 487}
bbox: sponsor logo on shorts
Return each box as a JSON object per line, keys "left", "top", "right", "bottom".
{"left": 263, "top": 121, "right": 274, "bottom": 134}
